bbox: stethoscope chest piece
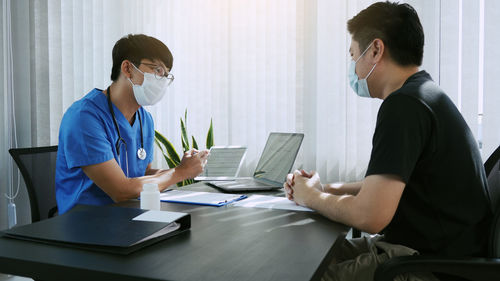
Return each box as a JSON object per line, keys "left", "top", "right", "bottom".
{"left": 137, "top": 147, "right": 147, "bottom": 160}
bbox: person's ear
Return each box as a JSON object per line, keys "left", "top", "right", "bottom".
{"left": 120, "top": 60, "right": 133, "bottom": 80}
{"left": 372, "top": 38, "right": 385, "bottom": 63}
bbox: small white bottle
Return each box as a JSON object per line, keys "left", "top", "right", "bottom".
{"left": 140, "top": 183, "right": 160, "bottom": 210}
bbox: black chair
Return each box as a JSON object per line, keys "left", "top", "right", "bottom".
{"left": 374, "top": 145, "right": 500, "bottom": 281}
{"left": 9, "top": 146, "right": 58, "bottom": 222}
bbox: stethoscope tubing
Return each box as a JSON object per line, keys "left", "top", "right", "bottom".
{"left": 106, "top": 86, "right": 145, "bottom": 158}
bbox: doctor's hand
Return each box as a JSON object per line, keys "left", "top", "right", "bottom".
{"left": 289, "top": 170, "right": 322, "bottom": 207}
{"left": 176, "top": 149, "right": 209, "bottom": 179}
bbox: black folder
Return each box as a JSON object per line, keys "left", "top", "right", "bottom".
{"left": 2, "top": 204, "right": 191, "bottom": 255}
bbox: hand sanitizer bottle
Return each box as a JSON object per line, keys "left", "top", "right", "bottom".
{"left": 140, "top": 183, "right": 160, "bottom": 210}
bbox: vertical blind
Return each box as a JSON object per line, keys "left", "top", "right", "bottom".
{"left": 2, "top": 0, "right": 500, "bottom": 226}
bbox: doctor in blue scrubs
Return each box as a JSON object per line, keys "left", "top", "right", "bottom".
{"left": 55, "top": 34, "right": 209, "bottom": 214}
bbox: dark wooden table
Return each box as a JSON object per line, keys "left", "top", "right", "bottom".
{"left": 0, "top": 183, "right": 349, "bottom": 281}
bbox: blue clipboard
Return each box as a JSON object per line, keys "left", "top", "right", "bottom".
{"left": 159, "top": 190, "right": 247, "bottom": 207}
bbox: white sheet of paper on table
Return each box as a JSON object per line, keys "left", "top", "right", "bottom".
{"left": 132, "top": 210, "right": 186, "bottom": 223}
{"left": 233, "top": 195, "right": 314, "bottom": 212}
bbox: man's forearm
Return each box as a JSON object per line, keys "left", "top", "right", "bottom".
{"left": 144, "top": 167, "right": 186, "bottom": 190}
{"left": 304, "top": 175, "right": 404, "bottom": 234}
{"left": 306, "top": 191, "right": 369, "bottom": 232}
{"left": 125, "top": 168, "right": 191, "bottom": 201}
{"left": 145, "top": 167, "right": 163, "bottom": 176}
{"left": 83, "top": 160, "right": 192, "bottom": 203}
{"left": 323, "top": 181, "right": 362, "bottom": 195}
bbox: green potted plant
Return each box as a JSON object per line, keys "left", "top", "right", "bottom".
{"left": 154, "top": 109, "right": 214, "bottom": 186}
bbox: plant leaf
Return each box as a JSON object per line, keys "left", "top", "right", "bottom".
{"left": 178, "top": 179, "right": 192, "bottom": 187}
{"left": 155, "top": 130, "right": 181, "bottom": 165}
{"left": 192, "top": 136, "right": 199, "bottom": 150}
{"left": 180, "top": 118, "right": 190, "bottom": 152}
{"left": 164, "top": 155, "right": 177, "bottom": 169}
{"left": 181, "top": 136, "right": 188, "bottom": 153}
{"left": 154, "top": 138, "right": 165, "bottom": 154}
{"left": 206, "top": 118, "right": 214, "bottom": 149}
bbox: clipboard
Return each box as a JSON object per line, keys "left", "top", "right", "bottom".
{"left": 160, "top": 189, "right": 247, "bottom": 207}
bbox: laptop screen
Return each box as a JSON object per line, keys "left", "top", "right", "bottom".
{"left": 253, "top": 133, "right": 304, "bottom": 183}
{"left": 201, "top": 146, "right": 247, "bottom": 177}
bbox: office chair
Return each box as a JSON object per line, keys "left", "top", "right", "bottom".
{"left": 9, "top": 146, "right": 59, "bottom": 222}
{"left": 374, "top": 145, "right": 500, "bottom": 281}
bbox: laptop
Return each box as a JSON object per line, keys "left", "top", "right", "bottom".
{"left": 206, "top": 132, "right": 304, "bottom": 192}
{"left": 194, "top": 146, "right": 247, "bottom": 181}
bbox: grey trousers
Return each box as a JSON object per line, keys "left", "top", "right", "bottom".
{"left": 322, "top": 235, "right": 439, "bottom": 281}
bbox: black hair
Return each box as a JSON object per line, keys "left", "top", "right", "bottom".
{"left": 110, "top": 34, "right": 173, "bottom": 81}
{"left": 347, "top": 1, "right": 424, "bottom": 66}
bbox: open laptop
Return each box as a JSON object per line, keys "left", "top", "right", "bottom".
{"left": 194, "top": 146, "right": 247, "bottom": 181}
{"left": 206, "top": 132, "right": 304, "bottom": 192}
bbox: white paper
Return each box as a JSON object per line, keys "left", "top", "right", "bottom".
{"left": 160, "top": 190, "right": 245, "bottom": 206}
{"left": 132, "top": 210, "right": 186, "bottom": 223}
{"left": 233, "top": 195, "right": 314, "bottom": 212}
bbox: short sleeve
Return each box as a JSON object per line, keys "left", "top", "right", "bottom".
{"left": 365, "top": 94, "right": 433, "bottom": 183}
{"left": 61, "top": 105, "right": 114, "bottom": 169}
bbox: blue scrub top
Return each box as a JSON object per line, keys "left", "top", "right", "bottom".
{"left": 55, "top": 88, "right": 155, "bottom": 214}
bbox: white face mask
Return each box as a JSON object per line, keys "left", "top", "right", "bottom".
{"left": 348, "top": 42, "right": 377, "bottom": 98}
{"left": 128, "top": 64, "right": 168, "bottom": 106}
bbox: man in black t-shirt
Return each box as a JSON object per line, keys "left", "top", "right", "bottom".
{"left": 284, "top": 2, "right": 492, "bottom": 280}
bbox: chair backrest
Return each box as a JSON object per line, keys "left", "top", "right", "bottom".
{"left": 490, "top": 207, "right": 500, "bottom": 258}
{"left": 9, "top": 146, "right": 58, "bottom": 222}
{"left": 485, "top": 145, "right": 500, "bottom": 213}
{"left": 484, "top": 145, "right": 500, "bottom": 257}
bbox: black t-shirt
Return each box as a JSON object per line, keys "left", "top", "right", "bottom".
{"left": 366, "top": 70, "right": 492, "bottom": 256}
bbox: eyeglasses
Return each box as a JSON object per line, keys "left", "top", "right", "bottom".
{"left": 140, "top": 62, "right": 175, "bottom": 86}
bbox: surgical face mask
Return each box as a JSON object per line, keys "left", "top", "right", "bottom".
{"left": 128, "top": 64, "right": 168, "bottom": 106}
{"left": 348, "top": 42, "right": 377, "bottom": 98}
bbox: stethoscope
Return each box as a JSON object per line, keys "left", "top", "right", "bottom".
{"left": 106, "top": 86, "right": 147, "bottom": 177}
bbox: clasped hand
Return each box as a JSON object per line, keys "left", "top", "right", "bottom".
{"left": 283, "top": 169, "right": 323, "bottom": 206}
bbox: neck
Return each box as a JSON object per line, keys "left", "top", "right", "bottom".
{"left": 106, "top": 81, "right": 140, "bottom": 125}
{"left": 378, "top": 64, "right": 419, "bottom": 100}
